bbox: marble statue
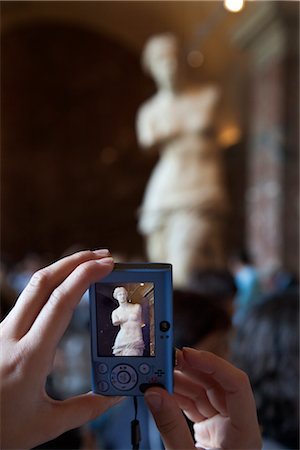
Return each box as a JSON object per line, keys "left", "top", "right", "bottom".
{"left": 111, "top": 287, "right": 144, "bottom": 356}
{"left": 136, "top": 33, "right": 229, "bottom": 287}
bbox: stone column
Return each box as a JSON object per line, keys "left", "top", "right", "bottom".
{"left": 232, "top": 2, "right": 299, "bottom": 274}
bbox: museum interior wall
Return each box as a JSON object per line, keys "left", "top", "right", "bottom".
{"left": 1, "top": 1, "right": 299, "bottom": 277}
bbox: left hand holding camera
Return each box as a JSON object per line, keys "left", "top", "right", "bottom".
{"left": 0, "top": 250, "right": 123, "bottom": 450}
{"left": 145, "top": 347, "right": 262, "bottom": 450}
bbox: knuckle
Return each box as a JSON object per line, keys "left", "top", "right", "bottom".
{"left": 75, "top": 262, "right": 91, "bottom": 278}
{"left": 48, "top": 285, "right": 67, "bottom": 310}
{"left": 236, "top": 368, "right": 250, "bottom": 387}
{"left": 158, "top": 418, "right": 179, "bottom": 436}
{"left": 28, "top": 268, "right": 50, "bottom": 290}
{"left": 0, "top": 342, "right": 28, "bottom": 377}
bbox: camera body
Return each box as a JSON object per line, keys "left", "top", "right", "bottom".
{"left": 89, "top": 263, "right": 173, "bottom": 396}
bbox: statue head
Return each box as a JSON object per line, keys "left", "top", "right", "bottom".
{"left": 113, "top": 286, "right": 128, "bottom": 304}
{"left": 141, "top": 33, "right": 180, "bottom": 90}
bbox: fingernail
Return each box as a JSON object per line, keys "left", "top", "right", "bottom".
{"left": 182, "top": 347, "right": 214, "bottom": 374}
{"left": 96, "top": 257, "right": 114, "bottom": 265}
{"left": 175, "top": 348, "right": 183, "bottom": 370}
{"left": 145, "top": 391, "right": 162, "bottom": 412}
{"left": 93, "top": 249, "right": 111, "bottom": 257}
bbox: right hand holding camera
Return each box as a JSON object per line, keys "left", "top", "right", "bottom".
{"left": 145, "top": 347, "right": 262, "bottom": 450}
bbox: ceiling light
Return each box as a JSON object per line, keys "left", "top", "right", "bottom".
{"left": 224, "top": 0, "right": 245, "bottom": 13}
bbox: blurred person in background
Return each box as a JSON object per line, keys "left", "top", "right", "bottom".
{"left": 230, "top": 248, "right": 261, "bottom": 325}
{"left": 188, "top": 268, "right": 237, "bottom": 318}
{"left": 173, "top": 289, "right": 232, "bottom": 359}
{"left": 231, "top": 291, "right": 299, "bottom": 450}
{"left": 264, "top": 266, "right": 299, "bottom": 296}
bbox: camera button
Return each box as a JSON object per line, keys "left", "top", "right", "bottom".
{"left": 139, "top": 382, "right": 165, "bottom": 393}
{"left": 97, "top": 363, "right": 108, "bottom": 374}
{"left": 117, "top": 370, "right": 131, "bottom": 384}
{"left": 160, "top": 321, "right": 170, "bottom": 332}
{"left": 139, "top": 363, "right": 151, "bottom": 374}
{"left": 111, "top": 365, "right": 138, "bottom": 390}
{"left": 98, "top": 381, "right": 109, "bottom": 392}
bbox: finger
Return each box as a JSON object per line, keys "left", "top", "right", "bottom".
{"left": 49, "top": 393, "right": 124, "bottom": 440}
{"left": 175, "top": 371, "right": 219, "bottom": 418}
{"left": 182, "top": 348, "right": 257, "bottom": 428}
{"left": 144, "top": 387, "right": 195, "bottom": 450}
{"left": 25, "top": 257, "right": 114, "bottom": 353}
{"left": 182, "top": 347, "right": 247, "bottom": 392}
{"left": 173, "top": 392, "right": 206, "bottom": 423}
{"left": 176, "top": 349, "right": 218, "bottom": 391}
{"left": 194, "top": 415, "right": 226, "bottom": 449}
{"left": 175, "top": 370, "right": 227, "bottom": 416}
{"left": 3, "top": 249, "right": 110, "bottom": 339}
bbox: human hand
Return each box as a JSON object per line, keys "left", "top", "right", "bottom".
{"left": 145, "top": 348, "right": 262, "bottom": 450}
{"left": 0, "top": 249, "right": 123, "bottom": 450}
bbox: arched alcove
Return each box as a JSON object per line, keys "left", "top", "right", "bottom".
{"left": 1, "top": 22, "right": 156, "bottom": 261}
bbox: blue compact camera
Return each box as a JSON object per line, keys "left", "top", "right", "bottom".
{"left": 89, "top": 263, "right": 173, "bottom": 396}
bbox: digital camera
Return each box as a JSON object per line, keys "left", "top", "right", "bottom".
{"left": 89, "top": 263, "right": 173, "bottom": 396}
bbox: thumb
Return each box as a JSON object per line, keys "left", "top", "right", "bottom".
{"left": 145, "top": 388, "right": 195, "bottom": 450}
{"left": 52, "top": 392, "right": 124, "bottom": 435}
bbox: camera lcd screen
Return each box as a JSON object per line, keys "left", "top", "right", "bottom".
{"left": 95, "top": 282, "right": 155, "bottom": 357}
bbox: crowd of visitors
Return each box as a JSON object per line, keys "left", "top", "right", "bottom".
{"left": 0, "top": 247, "right": 298, "bottom": 450}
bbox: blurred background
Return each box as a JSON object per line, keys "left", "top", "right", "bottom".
{"left": 1, "top": 1, "right": 299, "bottom": 449}
{"left": 1, "top": 0, "right": 298, "bottom": 271}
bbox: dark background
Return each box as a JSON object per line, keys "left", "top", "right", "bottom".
{"left": 1, "top": 1, "right": 299, "bottom": 275}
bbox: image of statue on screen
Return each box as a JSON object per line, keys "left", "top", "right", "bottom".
{"left": 111, "top": 286, "right": 145, "bottom": 356}
{"left": 95, "top": 283, "right": 154, "bottom": 357}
